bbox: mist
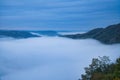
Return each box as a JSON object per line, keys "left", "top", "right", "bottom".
{"left": 0, "top": 37, "right": 120, "bottom": 80}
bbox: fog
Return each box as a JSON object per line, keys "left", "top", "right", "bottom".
{"left": 0, "top": 37, "right": 120, "bottom": 80}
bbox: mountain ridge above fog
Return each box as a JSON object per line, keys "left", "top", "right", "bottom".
{"left": 0, "top": 30, "right": 59, "bottom": 38}
{"left": 0, "top": 23, "right": 120, "bottom": 44}
{"left": 61, "top": 23, "right": 120, "bottom": 44}
{"left": 0, "top": 30, "right": 40, "bottom": 39}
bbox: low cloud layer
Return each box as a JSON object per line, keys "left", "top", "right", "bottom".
{"left": 0, "top": 37, "right": 120, "bottom": 80}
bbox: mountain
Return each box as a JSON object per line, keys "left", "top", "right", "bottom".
{"left": 0, "top": 30, "right": 40, "bottom": 39}
{"left": 61, "top": 23, "right": 120, "bottom": 44}
{"left": 32, "top": 31, "right": 58, "bottom": 36}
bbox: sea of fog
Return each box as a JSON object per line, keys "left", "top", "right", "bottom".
{"left": 0, "top": 37, "right": 120, "bottom": 80}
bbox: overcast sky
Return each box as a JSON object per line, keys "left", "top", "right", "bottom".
{"left": 0, "top": 0, "right": 120, "bottom": 30}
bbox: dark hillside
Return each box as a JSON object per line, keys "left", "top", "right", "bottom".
{"left": 61, "top": 23, "right": 120, "bottom": 44}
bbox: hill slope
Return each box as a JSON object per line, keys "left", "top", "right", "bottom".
{"left": 61, "top": 23, "right": 120, "bottom": 44}
{"left": 0, "top": 30, "right": 40, "bottom": 39}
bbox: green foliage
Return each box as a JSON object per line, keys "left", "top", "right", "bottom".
{"left": 81, "top": 56, "right": 120, "bottom": 80}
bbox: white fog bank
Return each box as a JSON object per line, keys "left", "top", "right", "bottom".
{"left": 0, "top": 37, "right": 120, "bottom": 80}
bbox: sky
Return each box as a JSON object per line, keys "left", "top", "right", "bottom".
{"left": 0, "top": 0, "right": 120, "bottom": 30}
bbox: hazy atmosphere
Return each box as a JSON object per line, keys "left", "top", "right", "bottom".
{"left": 0, "top": 0, "right": 120, "bottom": 80}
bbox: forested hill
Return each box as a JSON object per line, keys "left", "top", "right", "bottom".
{"left": 61, "top": 23, "right": 120, "bottom": 44}
{"left": 0, "top": 30, "right": 39, "bottom": 39}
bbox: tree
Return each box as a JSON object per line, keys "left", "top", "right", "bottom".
{"left": 81, "top": 56, "right": 110, "bottom": 80}
{"left": 81, "top": 56, "right": 120, "bottom": 80}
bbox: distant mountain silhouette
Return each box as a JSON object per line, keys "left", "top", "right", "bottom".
{"left": 61, "top": 23, "right": 120, "bottom": 44}
{"left": 0, "top": 30, "right": 60, "bottom": 38}
{"left": 32, "top": 31, "right": 58, "bottom": 36}
{"left": 0, "top": 30, "right": 39, "bottom": 39}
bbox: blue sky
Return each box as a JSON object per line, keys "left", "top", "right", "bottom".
{"left": 0, "top": 0, "right": 120, "bottom": 30}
